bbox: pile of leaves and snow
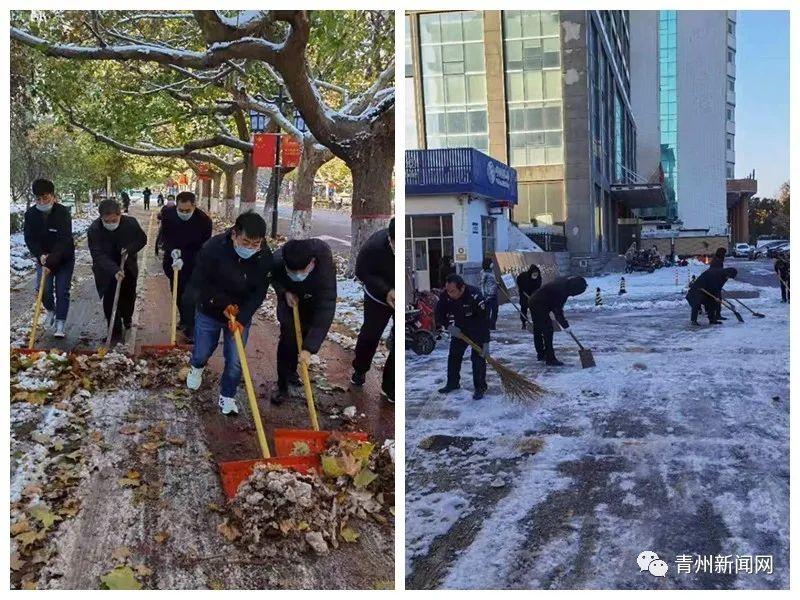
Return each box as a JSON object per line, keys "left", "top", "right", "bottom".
{"left": 10, "top": 349, "right": 194, "bottom": 589}
{"left": 219, "top": 437, "right": 395, "bottom": 558}
{"left": 10, "top": 349, "right": 192, "bottom": 405}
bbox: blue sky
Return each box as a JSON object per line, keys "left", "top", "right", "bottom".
{"left": 734, "top": 10, "right": 789, "bottom": 198}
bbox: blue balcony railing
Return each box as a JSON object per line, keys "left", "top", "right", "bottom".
{"left": 406, "top": 148, "right": 518, "bottom": 204}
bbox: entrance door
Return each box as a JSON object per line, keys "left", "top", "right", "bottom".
{"left": 427, "top": 238, "right": 443, "bottom": 289}
{"left": 413, "top": 239, "right": 430, "bottom": 291}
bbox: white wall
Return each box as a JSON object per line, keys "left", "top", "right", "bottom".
{"left": 677, "top": 11, "right": 728, "bottom": 234}
{"left": 629, "top": 10, "right": 662, "bottom": 182}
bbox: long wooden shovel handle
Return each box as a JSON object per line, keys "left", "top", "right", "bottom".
{"left": 700, "top": 288, "right": 734, "bottom": 310}
{"left": 28, "top": 268, "right": 48, "bottom": 349}
{"left": 292, "top": 303, "right": 319, "bottom": 431}
{"left": 105, "top": 250, "right": 128, "bottom": 348}
{"left": 228, "top": 312, "right": 271, "bottom": 459}
{"left": 779, "top": 277, "right": 790, "bottom": 293}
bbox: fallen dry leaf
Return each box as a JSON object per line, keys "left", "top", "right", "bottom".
{"left": 217, "top": 519, "right": 241, "bottom": 542}
{"left": 111, "top": 546, "right": 132, "bottom": 562}
{"left": 153, "top": 531, "right": 169, "bottom": 544}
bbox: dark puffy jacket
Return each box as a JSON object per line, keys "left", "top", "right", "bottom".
{"left": 272, "top": 239, "right": 337, "bottom": 353}
{"left": 24, "top": 203, "right": 75, "bottom": 271}
{"left": 529, "top": 276, "right": 588, "bottom": 328}
{"left": 356, "top": 227, "right": 394, "bottom": 304}
{"left": 158, "top": 206, "right": 213, "bottom": 269}
{"left": 435, "top": 284, "right": 490, "bottom": 344}
{"left": 686, "top": 267, "right": 738, "bottom": 306}
{"left": 87, "top": 215, "right": 147, "bottom": 295}
{"left": 516, "top": 265, "right": 542, "bottom": 300}
{"left": 188, "top": 230, "right": 272, "bottom": 325}
{"left": 775, "top": 257, "right": 790, "bottom": 280}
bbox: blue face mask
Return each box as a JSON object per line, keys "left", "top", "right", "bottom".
{"left": 36, "top": 202, "right": 53, "bottom": 213}
{"left": 287, "top": 270, "right": 310, "bottom": 282}
{"left": 177, "top": 210, "right": 193, "bottom": 221}
{"left": 235, "top": 245, "right": 258, "bottom": 259}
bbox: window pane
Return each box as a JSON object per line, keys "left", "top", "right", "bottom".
{"left": 441, "top": 13, "right": 463, "bottom": 43}
{"left": 544, "top": 70, "right": 561, "bottom": 98}
{"left": 466, "top": 74, "right": 486, "bottom": 103}
{"left": 464, "top": 43, "right": 484, "bottom": 72}
{"left": 424, "top": 77, "right": 444, "bottom": 105}
{"left": 445, "top": 75, "right": 466, "bottom": 103}
{"left": 524, "top": 70, "right": 543, "bottom": 101}
{"left": 462, "top": 12, "right": 483, "bottom": 41}
{"left": 541, "top": 11, "right": 559, "bottom": 36}
{"left": 411, "top": 216, "right": 442, "bottom": 237}
{"left": 446, "top": 110, "right": 466, "bottom": 134}
{"left": 521, "top": 11, "right": 541, "bottom": 37}
{"left": 442, "top": 43, "right": 464, "bottom": 63}
{"left": 419, "top": 14, "right": 441, "bottom": 43}
{"left": 442, "top": 215, "right": 453, "bottom": 235}
{"left": 468, "top": 110, "right": 487, "bottom": 133}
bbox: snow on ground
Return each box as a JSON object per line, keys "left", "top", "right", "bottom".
{"left": 405, "top": 259, "right": 788, "bottom": 590}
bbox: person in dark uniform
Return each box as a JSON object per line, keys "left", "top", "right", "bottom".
{"left": 24, "top": 178, "right": 75, "bottom": 339}
{"left": 516, "top": 263, "right": 542, "bottom": 329}
{"left": 156, "top": 191, "right": 212, "bottom": 336}
{"left": 157, "top": 192, "right": 164, "bottom": 207}
{"left": 184, "top": 212, "right": 272, "bottom": 415}
{"left": 143, "top": 187, "right": 152, "bottom": 210}
{"left": 351, "top": 219, "right": 395, "bottom": 403}
{"left": 86, "top": 199, "right": 148, "bottom": 338}
{"left": 686, "top": 267, "right": 738, "bottom": 325}
{"left": 120, "top": 191, "right": 131, "bottom": 213}
{"left": 480, "top": 257, "right": 499, "bottom": 330}
{"left": 435, "top": 274, "right": 490, "bottom": 399}
{"left": 710, "top": 247, "right": 726, "bottom": 268}
{"left": 775, "top": 251, "right": 790, "bottom": 303}
{"left": 438, "top": 255, "right": 456, "bottom": 289}
{"left": 271, "top": 238, "right": 337, "bottom": 404}
{"left": 528, "top": 276, "right": 588, "bottom": 366}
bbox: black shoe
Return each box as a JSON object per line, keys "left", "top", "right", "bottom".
{"left": 521, "top": 322, "right": 528, "bottom": 330}
{"left": 709, "top": 320, "right": 723, "bottom": 325}
{"left": 350, "top": 371, "right": 366, "bottom": 387}
{"left": 271, "top": 387, "right": 290, "bottom": 405}
{"left": 473, "top": 387, "right": 487, "bottom": 400}
{"left": 690, "top": 321, "right": 700, "bottom": 326}
{"left": 536, "top": 355, "right": 545, "bottom": 362}
{"left": 288, "top": 373, "right": 302, "bottom": 387}
{"left": 545, "top": 359, "right": 565, "bottom": 366}
{"left": 438, "top": 384, "right": 460, "bottom": 394}
{"left": 718, "top": 316, "right": 728, "bottom": 321}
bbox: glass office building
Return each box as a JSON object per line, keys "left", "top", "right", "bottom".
{"left": 407, "top": 10, "right": 642, "bottom": 257}
{"left": 659, "top": 10, "right": 678, "bottom": 219}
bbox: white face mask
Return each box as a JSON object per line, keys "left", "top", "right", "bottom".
{"left": 177, "top": 210, "right": 194, "bottom": 221}
{"left": 103, "top": 220, "right": 120, "bottom": 231}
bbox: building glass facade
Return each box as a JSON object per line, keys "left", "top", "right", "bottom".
{"left": 418, "top": 11, "right": 489, "bottom": 152}
{"left": 659, "top": 10, "right": 678, "bottom": 219}
{"left": 501, "top": 10, "right": 563, "bottom": 167}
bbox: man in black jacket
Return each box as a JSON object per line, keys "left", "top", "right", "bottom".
{"left": 516, "top": 263, "right": 542, "bottom": 329}
{"left": 271, "top": 238, "right": 337, "bottom": 404}
{"left": 87, "top": 199, "right": 148, "bottom": 338}
{"left": 24, "top": 178, "right": 75, "bottom": 339}
{"left": 120, "top": 191, "right": 131, "bottom": 213}
{"left": 143, "top": 187, "right": 151, "bottom": 210}
{"left": 775, "top": 251, "right": 790, "bottom": 303}
{"left": 185, "top": 212, "right": 272, "bottom": 416}
{"left": 529, "top": 276, "right": 588, "bottom": 366}
{"left": 710, "top": 247, "right": 726, "bottom": 269}
{"left": 686, "top": 267, "right": 738, "bottom": 325}
{"left": 435, "top": 274, "right": 490, "bottom": 399}
{"left": 351, "top": 219, "right": 395, "bottom": 403}
{"left": 156, "top": 191, "right": 213, "bottom": 335}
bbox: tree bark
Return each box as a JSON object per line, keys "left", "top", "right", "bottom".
{"left": 222, "top": 168, "right": 238, "bottom": 221}
{"left": 347, "top": 138, "right": 394, "bottom": 275}
{"left": 289, "top": 139, "right": 331, "bottom": 239}
{"left": 239, "top": 157, "right": 258, "bottom": 214}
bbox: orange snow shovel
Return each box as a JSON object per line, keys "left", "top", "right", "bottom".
{"left": 217, "top": 306, "right": 317, "bottom": 500}
{"left": 140, "top": 250, "right": 193, "bottom": 355}
{"left": 273, "top": 303, "right": 368, "bottom": 457}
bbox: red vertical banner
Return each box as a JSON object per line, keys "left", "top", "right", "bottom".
{"left": 252, "top": 133, "right": 278, "bottom": 167}
{"left": 280, "top": 135, "right": 302, "bottom": 168}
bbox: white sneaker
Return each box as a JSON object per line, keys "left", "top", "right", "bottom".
{"left": 46, "top": 310, "right": 56, "bottom": 328}
{"left": 218, "top": 395, "right": 239, "bottom": 415}
{"left": 186, "top": 366, "right": 204, "bottom": 390}
{"left": 54, "top": 320, "right": 66, "bottom": 339}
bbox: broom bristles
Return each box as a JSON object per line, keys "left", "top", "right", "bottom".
{"left": 487, "top": 356, "right": 546, "bottom": 402}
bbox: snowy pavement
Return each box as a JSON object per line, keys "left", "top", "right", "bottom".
{"left": 405, "top": 260, "right": 788, "bottom": 590}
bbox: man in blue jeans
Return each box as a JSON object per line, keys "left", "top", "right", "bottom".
{"left": 24, "top": 179, "right": 75, "bottom": 339}
{"left": 185, "top": 212, "right": 272, "bottom": 415}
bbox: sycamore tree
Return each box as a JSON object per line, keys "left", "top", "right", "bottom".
{"left": 11, "top": 10, "right": 394, "bottom": 262}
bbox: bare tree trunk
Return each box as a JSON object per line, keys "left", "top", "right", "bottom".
{"left": 289, "top": 140, "right": 330, "bottom": 239}
{"left": 239, "top": 158, "right": 257, "bottom": 214}
{"left": 223, "top": 168, "right": 238, "bottom": 221}
{"left": 347, "top": 140, "right": 394, "bottom": 275}
{"left": 211, "top": 171, "right": 222, "bottom": 213}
